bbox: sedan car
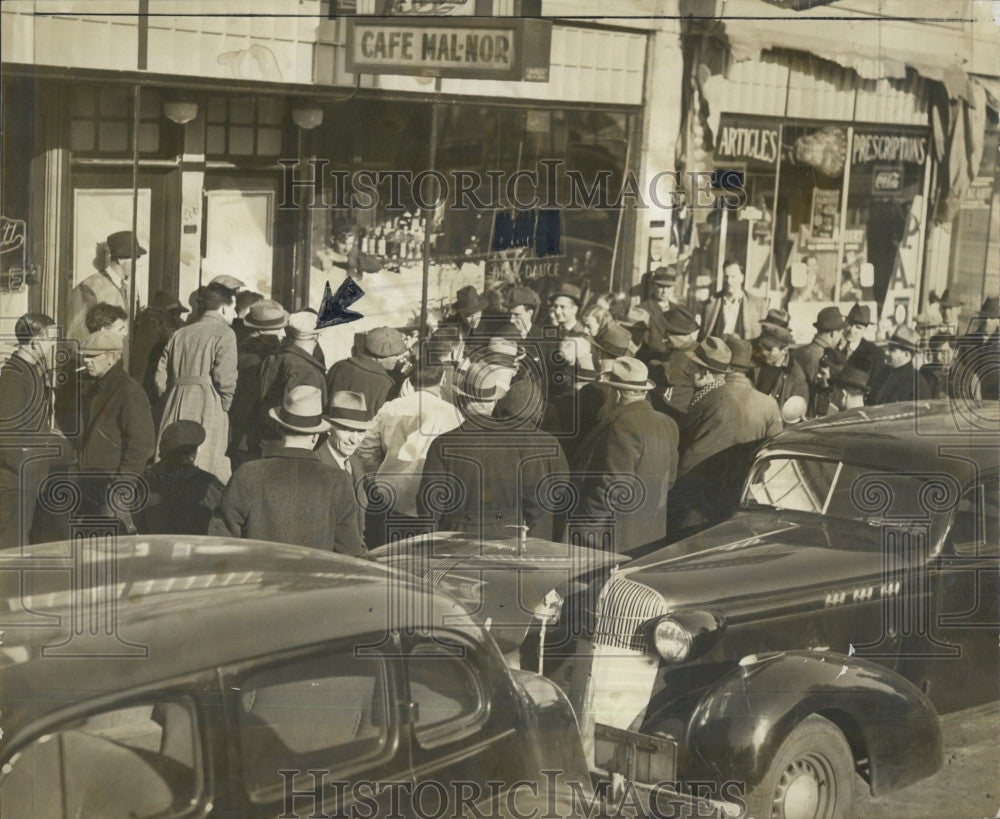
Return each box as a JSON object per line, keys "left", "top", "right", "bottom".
{"left": 0, "top": 536, "right": 594, "bottom": 818}
{"left": 544, "top": 400, "right": 998, "bottom": 819}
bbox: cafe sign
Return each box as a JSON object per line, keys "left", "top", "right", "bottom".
{"left": 345, "top": 17, "right": 552, "bottom": 82}
{"left": 714, "top": 114, "right": 780, "bottom": 167}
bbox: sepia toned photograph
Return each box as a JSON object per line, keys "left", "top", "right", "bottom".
{"left": 1, "top": 2, "right": 998, "bottom": 817}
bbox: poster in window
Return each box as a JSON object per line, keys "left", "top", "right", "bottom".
{"left": 810, "top": 188, "right": 840, "bottom": 242}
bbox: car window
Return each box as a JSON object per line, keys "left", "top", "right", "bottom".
{"left": 952, "top": 477, "right": 1000, "bottom": 557}
{"left": 0, "top": 699, "right": 199, "bottom": 819}
{"left": 407, "top": 640, "right": 488, "bottom": 748}
{"left": 744, "top": 457, "right": 839, "bottom": 514}
{"left": 238, "top": 653, "right": 391, "bottom": 800}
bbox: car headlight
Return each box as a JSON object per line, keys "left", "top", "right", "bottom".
{"left": 652, "top": 618, "right": 693, "bottom": 662}
{"left": 649, "top": 611, "right": 726, "bottom": 663}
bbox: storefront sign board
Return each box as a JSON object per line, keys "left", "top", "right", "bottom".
{"left": 345, "top": 17, "right": 552, "bottom": 82}
{"left": 714, "top": 114, "right": 781, "bottom": 167}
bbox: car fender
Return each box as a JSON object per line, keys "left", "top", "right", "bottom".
{"left": 681, "top": 650, "right": 942, "bottom": 797}
{"left": 512, "top": 668, "right": 592, "bottom": 787}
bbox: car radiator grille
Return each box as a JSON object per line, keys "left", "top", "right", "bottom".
{"left": 589, "top": 572, "right": 669, "bottom": 652}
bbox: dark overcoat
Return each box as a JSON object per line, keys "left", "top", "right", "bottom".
{"left": 78, "top": 361, "right": 155, "bottom": 477}
{"left": 678, "top": 382, "right": 763, "bottom": 477}
{"left": 135, "top": 460, "right": 225, "bottom": 535}
{"left": 700, "top": 291, "right": 769, "bottom": 341}
{"left": 229, "top": 334, "right": 282, "bottom": 453}
{"left": 315, "top": 442, "right": 367, "bottom": 541}
{"left": 419, "top": 419, "right": 569, "bottom": 541}
{"left": 326, "top": 354, "right": 395, "bottom": 416}
{"left": 259, "top": 344, "right": 329, "bottom": 418}
{"left": 870, "top": 362, "right": 931, "bottom": 405}
{"left": 572, "top": 398, "right": 679, "bottom": 555}
{"left": 208, "top": 448, "right": 364, "bottom": 555}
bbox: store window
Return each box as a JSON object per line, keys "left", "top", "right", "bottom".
{"left": 69, "top": 85, "right": 170, "bottom": 157}
{"left": 205, "top": 96, "right": 286, "bottom": 157}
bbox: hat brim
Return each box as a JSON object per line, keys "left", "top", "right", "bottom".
{"left": 324, "top": 416, "right": 373, "bottom": 431}
{"left": 887, "top": 342, "right": 919, "bottom": 354}
{"left": 268, "top": 406, "right": 331, "bottom": 434}
{"left": 244, "top": 316, "right": 288, "bottom": 330}
{"left": 683, "top": 348, "right": 732, "bottom": 373}
{"left": 599, "top": 373, "right": 656, "bottom": 391}
{"left": 814, "top": 321, "right": 847, "bottom": 331}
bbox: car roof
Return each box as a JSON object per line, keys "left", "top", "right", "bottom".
{"left": 0, "top": 537, "right": 481, "bottom": 735}
{"left": 761, "top": 400, "right": 998, "bottom": 484}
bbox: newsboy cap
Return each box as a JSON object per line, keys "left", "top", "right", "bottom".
{"left": 548, "top": 283, "right": 582, "bottom": 305}
{"left": 80, "top": 329, "right": 124, "bottom": 355}
{"left": 508, "top": 286, "right": 540, "bottom": 310}
{"left": 286, "top": 311, "right": 319, "bottom": 340}
{"left": 159, "top": 420, "right": 206, "bottom": 455}
{"left": 365, "top": 326, "right": 407, "bottom": 357}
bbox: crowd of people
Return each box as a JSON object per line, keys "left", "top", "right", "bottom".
{"left": 2, "top": 232, "right": 997, "bottom": 556}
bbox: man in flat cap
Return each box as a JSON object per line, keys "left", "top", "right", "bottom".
{"left": 155, "top": 281, "right": 238, "bottom": 482}
{"left": 67, "top": 230, "right": 146, "bottom": 342}
{"left": 135, "top": 420, "right": 225, "bottom": 535}
{"left": 76, "top": 329, "right": 156, "bottom": 526}
{"left": 210, "top": 386, "right": 364, "bottom": 554}
{"left": 326, "top": 326, "right": 407, "bottom": 416}
{"left": 870, "top": 325, "right": 931, "bottom": 405}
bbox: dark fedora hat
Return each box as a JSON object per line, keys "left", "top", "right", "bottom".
{"left": 814, "top": 306, "right": 847, "bottom": 332}
{"left": 830, "top": 365, "right": 869, "bottom": 393}
{"left": 761, "top": 307, "right": 790, "bottom": 330}
{"left": 845, "top": 304, "right": 873, "bottom": 326}
{"left": 662, "top": 305, "right": 700, "bottom": 336}
{"left": 591, "top": 323, "right": 633, "bottom": 357}
{"left": 548, "top": 282, "right": 582, "bottom": 305}
{"left": 684, "top": 336, "right": 733, "bottom": 374}
{"left": 755, "top": 325, "right": 795, "bottom": 349}
{"left": 724, "top": 336, "right": 753, "bottom": 370}
{"left": 452, "top": 285, "right": 482, "bottom": 316}
{"left": 977, "top": 296, "right": 1000, "bottom": 319}
{"left": 651, "top": 266, "right": 677, "bottom": 286}
{"left": 106, "top": 230, "right": 146, "bottom": 259}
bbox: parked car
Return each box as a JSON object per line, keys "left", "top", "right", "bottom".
{"left": 544, "top": 401, "right": 999, "bottom": 819}
{"left": 0, "top": 536, "right": 597, "bottom": 818}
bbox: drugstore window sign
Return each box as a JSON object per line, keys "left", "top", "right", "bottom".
{"left": 345, "top": 17, "right": 551, "bottom": 82}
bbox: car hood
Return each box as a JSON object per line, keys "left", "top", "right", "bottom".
{"left": 371, "top": 533, "right": 626, "bottom": 652}
{"left": 623, "top": 511, "right": 888, "bottom": 612}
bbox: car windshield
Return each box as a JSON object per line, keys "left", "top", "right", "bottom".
{"left": 743, "top": 456, "right": 933, "bottom": 524}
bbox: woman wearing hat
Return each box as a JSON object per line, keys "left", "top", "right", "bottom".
{"left": 210, "top": 386, "right": 364, "bottom": 555}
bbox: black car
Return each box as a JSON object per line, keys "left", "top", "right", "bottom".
{"left": 545, "top": 401, "right": 999, "bottom": 819}
{"left": 0, "top": 537, "right": 596, "bottom": 818}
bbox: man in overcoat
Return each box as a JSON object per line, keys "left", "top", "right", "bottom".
{"left": 76, "top": 330, "right": 156, "bottom": 525}
{"left": 155, "top": 282, "right": 238, "bottom": 482}
{"left": 209, "top": 386, "right": 364, "bottom": 555}
{"left": 792, "top": 305, "right": 845, "bottom": 387}
{"left": 419, "top": 369, "right": 568, "bottom": 541}
{"left": 870, "top": 325, "right": 932, "bottom": 405}
{"left": 639, "top": 266, "right": 679, "bottom": 356}
{"left": 572, "top": 357, "right": 678, "bottom": 556}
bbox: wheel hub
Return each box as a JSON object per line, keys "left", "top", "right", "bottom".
{"left": 772, "top": 754, "right": 835, "bottom": 819}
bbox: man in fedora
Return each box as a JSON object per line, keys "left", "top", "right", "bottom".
{"left": 318, "top": 391, "right": 374, "bottom": 543}
{"left": 953, "top": 296, "right": 1000, "bottom": 401}
{"left": 155, "top": 281, "right": 238, "bottom": 482}
{"left": 572, "top": 357, "right": 678, "bottom": 556}
{"left": 442, "top": 285, "right": 484, "bottom": 340}
{"left": 871, "top": 325, "right": 931, "bottom": 405}
{"left": 699, "top": 260, "right": 768, "bottom": 341}
{"left": 229, "top": 299, "right": 287, "bottom": 465}
{"left": 136, "top": 420, "right": 224, "bottom": 535}
{"left": 752, "top": 324, "right": 809, "bottom": 410}
{"left": 646, "top": 305, "right": 700, "bottom": 419}
{"left": 326, "top": 326, "right": 407, "bottom": 417}
{"left": 508, "top": 285, "right": 542, "bottom": 340}
{"left": 793, "top": 305, "right": 846, "bottom": 387}
{"left": 210, "top": 385, "right": 363, "bottom": 554}
{"left": 640, "top": 266, "right": 679, "bottom": 355}
{"left": 829, "top": 365, "right": 869, "bottom": 412}
{"left": 724, "top": 337, "right": 782, "bottom": 439}
{"left": 547, "top": 282, "right": 587, "bottom": 337}
{"left": 67, "top": 230, "right": 146, "bottom": 342}
{"left": 420, "top": 365, "right": 568, "bottom": 541}
{"left": 841, "top": 303, "right": 881, "bottom": 375}
{"left": 76, "top": 328, "right": 156, "bottom": 526}
{"left": 677, "top": 337, "right": 753, "bottom": 477}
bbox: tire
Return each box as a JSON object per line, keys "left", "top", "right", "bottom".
{"left": 746, "top": 715, "right": 855, "bottom": 819}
